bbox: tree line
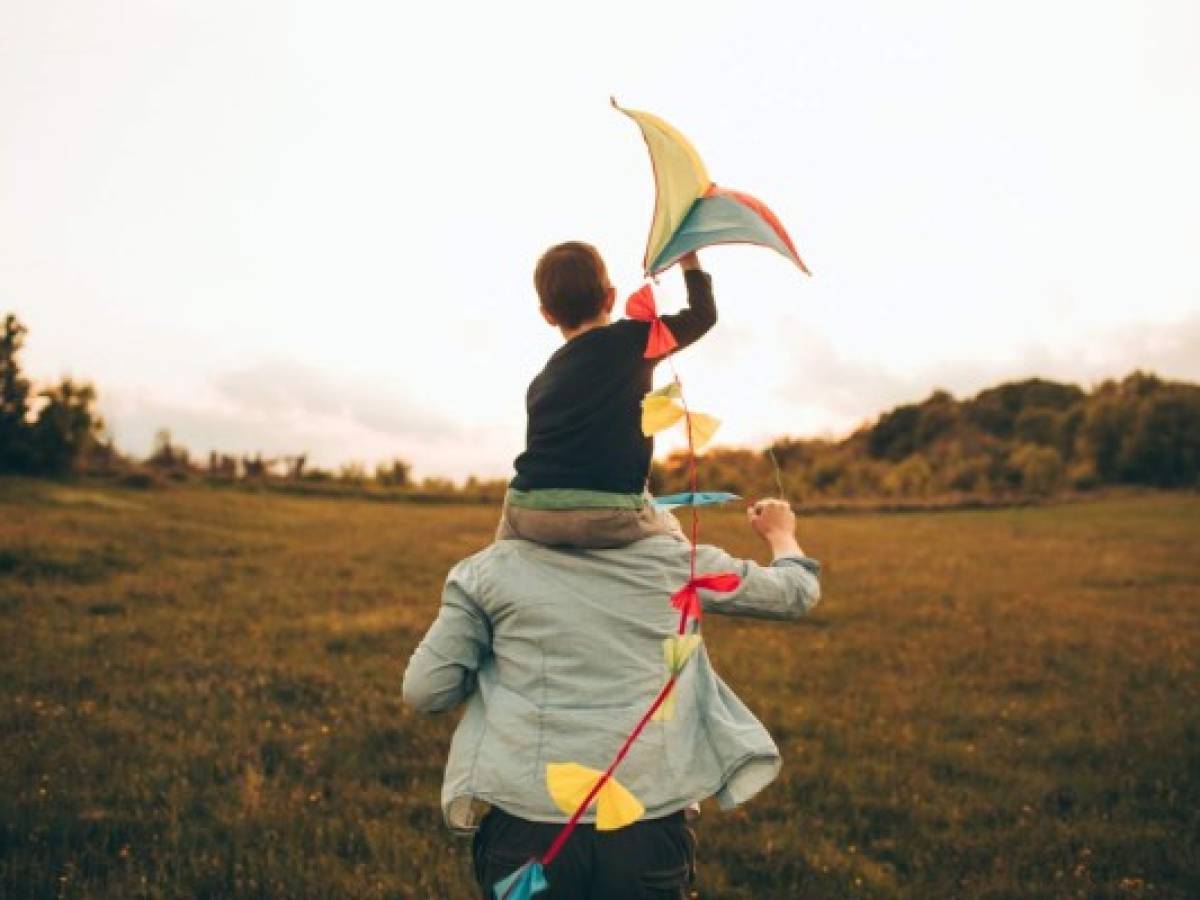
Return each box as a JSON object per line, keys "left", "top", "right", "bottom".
{"left": 653, "top": 372, "right": 1200, "bottom": 501}
{"left": 3, "top": 312, "right": 1199, "bottom": 500}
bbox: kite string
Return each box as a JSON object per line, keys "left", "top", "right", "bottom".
{"left": 538, "top": 351, "right": 699, "bottom": 870}
{"left": 766, "top": 446, "right": 789, "bottom": 506}
{"left": 666, "top": 355, "right": 700, "bottom": 634}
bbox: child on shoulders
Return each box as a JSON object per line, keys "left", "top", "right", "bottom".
{"left": 498, "top": 241, "right": 717, "bottom": 548}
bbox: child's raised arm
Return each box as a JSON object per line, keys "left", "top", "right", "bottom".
{"left": 659, "top": 251, "right": 717, "bottom": 353}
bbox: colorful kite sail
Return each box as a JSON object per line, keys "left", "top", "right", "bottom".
{"left": 613, "top": 98, "right": 811, "bottom": 278}
{"left": 492, "top": 100, "right": 811, "bottom": 900}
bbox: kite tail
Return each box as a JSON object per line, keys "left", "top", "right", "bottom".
{"left": 538, "top": 673, "right": 680, "bottom": 869}
{"left": 499, "top": 342, "right": 726, "bottom": 900}
{"left": 534, "top": 369, "right": 702, "bottom": 872}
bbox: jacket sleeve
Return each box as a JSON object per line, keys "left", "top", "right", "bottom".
{"left": 659, "top": 268, "right": 717, "bottom": 352}
{"left": 692, "top": 544, "right": 822, "bottom": 620}
{"left": 401, "top": 556, "right": 492, "bottom": 713}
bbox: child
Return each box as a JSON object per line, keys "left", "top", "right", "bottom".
{"left": 497, "top": 241, "right": 717, "bottom": 548}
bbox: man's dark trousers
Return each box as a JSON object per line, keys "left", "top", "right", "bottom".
{"left": 472, "top": 806, "right": 696, "bottom": 899}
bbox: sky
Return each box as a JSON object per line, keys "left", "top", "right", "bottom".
{"left": 3, "top": 0, "right": 1199, "bottom": 479}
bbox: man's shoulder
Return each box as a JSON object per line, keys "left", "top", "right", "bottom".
{"left": 470, "top": 535, "right": 692, "bottom": 573}
{"left": 457, "top": 539, "right": 536, "bottom": 577}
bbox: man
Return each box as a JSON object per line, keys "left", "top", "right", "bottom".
{"left": 403, "top": 499, "right": 821, "bottom": 899}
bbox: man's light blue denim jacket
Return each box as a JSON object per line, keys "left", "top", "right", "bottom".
{"left": 402, "top": 535, "right": 822, "bottom": 832}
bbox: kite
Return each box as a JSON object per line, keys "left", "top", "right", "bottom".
{"left": 641, "top": 379, "right": 721, "bottom": 450}
{"left": 492, "top": 100, "right": 810, "bottom": 900}
{"left": 653, "top": 491, "right": 741, "bottom": 509}
{"left": 613, "top": 98, "right": 810, "bottom": 278}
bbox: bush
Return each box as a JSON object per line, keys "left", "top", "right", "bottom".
{"left": 119, "top": 468, "right": 166, "bottom": 490}
{"left": 810, "top": 457, "right": 845, "bottom": 492}
{"left": 339, "top": 463, "right": 368, "bottom": 485}
{"left": 1067, "top": 459, "right": 1099, "bottom": 491}
{"left": 883, "top": 455, "right": 933, "bottom": 497}
{"left": 1010, "top": 444, "right": 1064, "bottom": 496}
{"left": 375, "top": 459, "right": 412, "bottom": 488}
{"left": 945, "top": 456, "right": 992, "bottom": 494}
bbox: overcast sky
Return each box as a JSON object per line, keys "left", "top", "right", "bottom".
{"left": 4, "top": 0, "right": 1198, "bottom": 478}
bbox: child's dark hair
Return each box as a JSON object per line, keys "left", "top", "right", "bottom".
{"left": 534, "top": 242, "right": 611, "bottom": 329}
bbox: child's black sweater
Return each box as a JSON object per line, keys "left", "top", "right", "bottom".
{"left": 511, "top": 269, "right": 717, "bottom": 494}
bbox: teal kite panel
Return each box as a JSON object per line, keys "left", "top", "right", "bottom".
{"left": 649, "top": 193, "right": 800, "bottom": 275}
{"left": 653, "top": 491, "right": 741, "bottom": 509}
{"left": 493, "top": 860, "right": 548, "bottom": 900}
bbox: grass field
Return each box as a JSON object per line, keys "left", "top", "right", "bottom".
{"left": 0, "top": 478, "right": 1197, "bottom": 899}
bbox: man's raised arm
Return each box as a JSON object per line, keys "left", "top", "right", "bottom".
{"left": 659, "top": 251, "right": 717, "bottom": 352}
{"left": 694, "top": 498, "right": 822, "bottom": 620}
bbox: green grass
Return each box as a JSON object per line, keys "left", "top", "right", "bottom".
{"left": 1, "top": 478, "right": 1197, "bottom": 898}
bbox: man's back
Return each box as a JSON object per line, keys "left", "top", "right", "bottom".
{"left": 402, "top": 532, "right": 821, "bottom": 831}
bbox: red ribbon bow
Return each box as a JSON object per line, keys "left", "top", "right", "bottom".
{"left": 625, "top": 284, "right": 678, "bottom": 359}
{"left": 669, "top": 572, "right": 742, "bottom": 623}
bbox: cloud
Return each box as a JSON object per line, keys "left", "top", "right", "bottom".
{"left": 101, "top": 359, "right": 522, "bottom": 479}
{"left": 774, "top": 312, "right": 1200, "bottom": 435}
{"left": 212, "top": 360, "right": 459, "bottom": 442}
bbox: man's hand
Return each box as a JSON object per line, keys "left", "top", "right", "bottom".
{"left": 678, "top": 251, "right": 701, "bottom": 272}
{"left": 747, "top": 498, "right": 804, "bottom": 559}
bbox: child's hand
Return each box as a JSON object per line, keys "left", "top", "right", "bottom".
{"left": 747, "top": 499, "right": 803, "bottom": 558}
{"left": 678, "top": 251, "right": 701, "bottom": 271}
{"left": 747, "top": 498, "right": 794, "bottom": 537}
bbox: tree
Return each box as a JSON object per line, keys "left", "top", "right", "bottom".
{"left": 1009, "top": 444, "right": 1064, "bottom": 496}
{"left": 883, "top": 454, "right": 933, "bottom": 497}
{"left": 868, "top": 403, "right": 922, "bottom": 461}
{"left": 28, "top": 378, "right": 105, "bottom": 475}
{"left": 339, "top": 462, "right": 367, "bottom": 484}
{"left": 1078, "top": 395, "right": 1133, "bottom": 482}
{"left": 966, "top": 378, "right": 1084, "bottom": 438}
{"left": 1, "top": 315, "right": 105, "bottom": 476}
{"left": 916, "top": 390, "right": 959, "bottom": 446}
{"left": 1013, "top": 407, "right": 1060, "bottom": 447}
{"left": 375, "top": 458, "right": 412, "bottom": 487}
{"left": 149, "top": 429, "right": 189, "bottom": 470}
{"left": 944, "top": 456, "right": 992, "bottom": 494}
{"left": 1119, "top": 386, "right": 1200, "bottom": 487}
{"left": 0, "top": 314, "right": 33, "bottom": 471}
